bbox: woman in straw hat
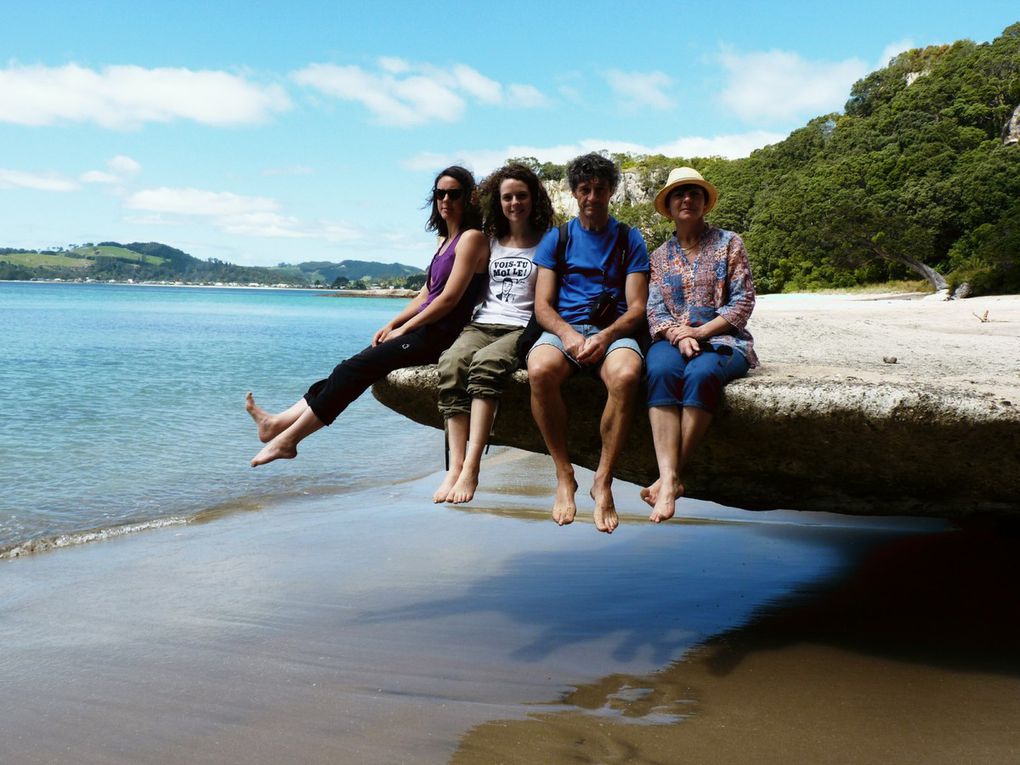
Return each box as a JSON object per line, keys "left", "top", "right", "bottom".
{"left": 640, "top": 167, "right": 757, "bottom": 522}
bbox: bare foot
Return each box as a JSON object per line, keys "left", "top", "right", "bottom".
{"left": 590, "top": 483, "right": 619, "bottom": 534}
{"left": 552, "top": 476, "right": 578, "bottom": 526}
{"left": 448, "top": 468, "right": 479, "bottom": 504}
{"left": 649, "top": 479, "right": 684, "bottom": 523}
{"left": 639, "top": 478, "right": 660, "bottom": 508}
{"left": 250, "top": 437, "right": 297, "bottom": 467}
{"left": 432, "top": 471, "right": 459, "bottom": 503}
{"left": 246, "top": 392, "right": 284, "bottom": 443}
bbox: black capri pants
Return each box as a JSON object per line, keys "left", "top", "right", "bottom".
{"left": 303, "top": 323, "right": 459, "bottom": 426}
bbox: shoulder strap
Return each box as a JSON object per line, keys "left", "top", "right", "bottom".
{"left": 555, "top": 222, "right": 569, "bottom": 274}
{"left": 614, "top": 223, "right": 630, "bottom": 272}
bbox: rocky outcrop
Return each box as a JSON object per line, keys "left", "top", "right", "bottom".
{"left": 373, "top": 365, "right": 1019, "bottom": 520}
{"left": 1003, "top": 104, "right": 1020, "bottom": 146}
{"left": 373, "top": 295, "right": 1020, "bottom": 520}
{"left": 543, "top": 171, "right": 651, "bottom": 219}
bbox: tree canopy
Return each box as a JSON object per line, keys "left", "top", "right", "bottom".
{"left": 524, "top": 24, "right": 1020, "bottom": 294}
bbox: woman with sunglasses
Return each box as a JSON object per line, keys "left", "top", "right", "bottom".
{"left": 247, "top": 166, "right": 489, "bottom": 467}
{"left": 431, "top": 163, "right": 554, "bottom": 504}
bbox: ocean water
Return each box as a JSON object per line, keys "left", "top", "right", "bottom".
{"left": 0, "top": 282, "right": 443, "bottom": 556}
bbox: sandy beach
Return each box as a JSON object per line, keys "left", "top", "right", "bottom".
{"left": 750, "top": 291, "right": 1020, "bottom": 400}
{"left": 3, "top": 447, "right": 1018, "bottom": 764}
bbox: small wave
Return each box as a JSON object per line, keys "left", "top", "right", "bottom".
{"left": 0, "top": 466, "right": 449, "bottom": 561}
{"left": 0, "top": 516, "right": 189, "bottom": 560}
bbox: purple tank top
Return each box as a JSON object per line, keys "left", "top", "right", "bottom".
{"left": 418, "top": 232, "right": 463, "bottom": 313}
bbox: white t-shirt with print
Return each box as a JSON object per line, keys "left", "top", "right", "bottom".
{"left": 472, "top": 239, "right": 538, "bottom": 327}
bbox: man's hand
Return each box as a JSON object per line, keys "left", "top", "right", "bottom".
{"left": 559, "top": 327, "right": 587, "bottom": 360}
{"left": 575, "top": 332, "right": 610, "bottom": 366}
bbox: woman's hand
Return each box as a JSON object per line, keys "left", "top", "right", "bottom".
{"left": 372, "top": 324, "right": 395, "bottom": 346}
{"left": 678, "top": 336, "right": 701, "bottom": 358}
{"left": 667, "top": 325, "right": 703, "bottom": 344}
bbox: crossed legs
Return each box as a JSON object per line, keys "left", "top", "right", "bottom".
{"left": 248, "top": 397, "right": 325, "bottom": 467}
{"left": 644, "top": 405, "right": 713, "bottom": 522}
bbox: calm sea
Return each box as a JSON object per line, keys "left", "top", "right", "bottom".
{"left": 0, "top": 282, "right": 442, "bottom": 557}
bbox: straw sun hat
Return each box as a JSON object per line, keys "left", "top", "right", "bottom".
{"left": 654, "top": 167, "right": 718, "bottom": 218}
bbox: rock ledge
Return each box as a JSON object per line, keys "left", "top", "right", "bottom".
{"left": 373, "top": 294, "right": 1020, "bottom": 519}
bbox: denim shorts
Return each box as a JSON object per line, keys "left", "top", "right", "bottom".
{"left": 529, "top": 323, "right": 643, "bottom": 368}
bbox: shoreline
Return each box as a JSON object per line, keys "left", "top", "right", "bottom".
{"left": 0, "top": 278, "right": 418, "bottom": 296}
{"left": 4, "top": 456, "right": 1016, "bottom": 764}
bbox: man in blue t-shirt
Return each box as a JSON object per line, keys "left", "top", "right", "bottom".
{"left": 527, "top": 152, "right": 650, "bottom": 534}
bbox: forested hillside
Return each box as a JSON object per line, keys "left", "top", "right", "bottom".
{"left": 528, "top": 23, "right": 1020, "bottom": 295}
{"left": 0, "top": 241, "right": 424, "bottom": 288}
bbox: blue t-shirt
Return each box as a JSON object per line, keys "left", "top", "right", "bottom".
{"left": 533, "top": 217, "right": 650, "bottom": 325}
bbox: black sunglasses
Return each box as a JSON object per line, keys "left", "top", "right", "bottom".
{"left": 433, "top": 188, "right": 464, "bottom": 201}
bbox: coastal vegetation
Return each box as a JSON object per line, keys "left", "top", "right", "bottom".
{"left": 518, "top": 23, "right": 1020, "bottom": 296}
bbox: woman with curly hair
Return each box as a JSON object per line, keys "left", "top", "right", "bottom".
{"left": 247, "top": 165, "right": 489, "bottom": 467}
{"left": 432, "top": 163, "right": 554, "bottom": 503}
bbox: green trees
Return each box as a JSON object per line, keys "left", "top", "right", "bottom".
{"left": 575, "top": 24, "right": 1019, "bottom": 295}
{"left": 736, "top": 24, "right": 1020, "bottom": 293}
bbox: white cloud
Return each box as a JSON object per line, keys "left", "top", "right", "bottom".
{"left": 0, "top": 169, "right": 78, "bottom": 192}
{"left": 217, "top": 211, "right": 309, "bottom": 238}
{"left": 655, "top": 132, "right": 788, "bottom": 159}
{"left": 378, "top": 57, "right": 411, "bottom": 74}
{"left": 605, "top": 70, "right": 675, "bottom": 110}
{"left": 123, "top": 185, "right": 367, "bottom": 243}
{"left": 109, "top": 155, "right": 142, "bottom": 175}
{"left": 507, "top": 84, "right": 550, "bottom": 108}
{"left": 403, "top": 131, "right": 787, "bottom": 175}
{"left": 0, "top": 63, "right": 291, "bottom": 129}
{"left": 450, "top": 64, "right": 502, "bottom": 104}
{"left": 292, "top": 59, "right": 547, "bottom": 127}
{"left": 718, "top": 46, "right": 869, "bottom": 122}
{"left": 125, "top": 187, "right": 279, "bottom": 217}
{"left": 292, "top": 63, "right": 463, "bottom": 126}
{"left": 878, "top": 39, "right": 915, "bottom": 67}
{"left": 81, "top": 155, "right": 142, "bottom": 185}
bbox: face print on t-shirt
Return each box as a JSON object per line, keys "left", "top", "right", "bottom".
{"left": 491, "top": 255, "right": 534, "bottom": 303}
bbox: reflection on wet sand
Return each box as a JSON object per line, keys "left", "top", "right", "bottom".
{"left": 452, "top": 529, "right": 1020, "bottom": 764}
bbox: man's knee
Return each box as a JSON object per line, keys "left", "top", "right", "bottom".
{"left": 603, "top": 352, "right": 642, "bottom": 395}
{"left": 527, "top": 347, "right": 570, "bottom": 389}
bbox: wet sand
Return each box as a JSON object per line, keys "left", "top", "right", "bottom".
{"left": 3, "top": 452, "right": 1018, "bottom": 764}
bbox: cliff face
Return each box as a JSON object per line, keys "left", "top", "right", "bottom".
{"left": 373, "top": 294, "right": 1020, "bottom": 520}
{"left": 1004, "top": 104, "right": 1020, "bottom": 145}
{"left": 543, "top": 171, "right": 651, "bottom": 219}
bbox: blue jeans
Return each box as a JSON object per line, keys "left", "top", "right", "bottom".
{"left": 645, "top": 339, "right": 749, "bottom": 412}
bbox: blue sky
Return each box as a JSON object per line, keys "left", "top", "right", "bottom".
{"left": 2, "top": 1, "right": 1016, "bottom": 269}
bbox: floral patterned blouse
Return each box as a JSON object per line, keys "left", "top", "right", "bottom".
{"left": 646, "top": 225, "right": 758, "bottom": 367}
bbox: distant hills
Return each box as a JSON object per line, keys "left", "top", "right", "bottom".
{"left": 0, "top": 241, "right": 425, "bottom": 288}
